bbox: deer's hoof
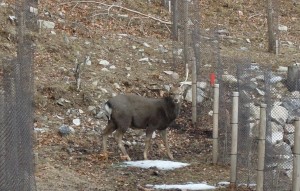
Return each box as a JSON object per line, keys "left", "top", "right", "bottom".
{"left": 121, "top": 155, "right": 131, "bottom": 161}
{"left": 100, "top": 152, "right": 109, "bottom": 160}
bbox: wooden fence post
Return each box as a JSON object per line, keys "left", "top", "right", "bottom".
{"left": 256, "top": 104, "right": 267, "bottom": 191}
{"left": 213, "top": 84, "right": 220, "bottom": 164}
{"left": 292, "top": 117, "right": 300, "bottom": 191}
{"left": 230, "top": 92, "right": 239, "bottom": 190}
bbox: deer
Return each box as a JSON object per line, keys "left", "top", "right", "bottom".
{"left": 101, "top": 85, "right": 183, "bottom": 161}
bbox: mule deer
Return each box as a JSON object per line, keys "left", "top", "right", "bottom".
{"left": 102, "top": 85, "right": 183, "bottom": 161}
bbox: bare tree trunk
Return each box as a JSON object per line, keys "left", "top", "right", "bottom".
{"left": 192, "top": 58, "right": 197, "bottom": 126}
{"left": 183, "top": 0, "right": 189, "bottom": 79}
{"left": 171, "top": 0, "right": 178, "bottom": 40}
{"left": 267, "top": 0, "right": 276, "bottom": 54}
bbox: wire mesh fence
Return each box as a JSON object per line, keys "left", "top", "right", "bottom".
{"left": 171, "top": 0, "right": 218, "bottom": 126}
{"left": 0, "top": 0, "right": 37, "bottom": 190}
{"left": 215, "top": 62, "right": 299, "bottom": 190}
{"left": 170, "top": 0, "right": 299, "bottom": 190}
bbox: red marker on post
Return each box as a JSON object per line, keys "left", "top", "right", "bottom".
{"left": 210, "top": 73, "right": 215, "bottom": 86}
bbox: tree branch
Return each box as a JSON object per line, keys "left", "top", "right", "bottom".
{"left": 60, "top": 1, "right": 172, "bottom": 25}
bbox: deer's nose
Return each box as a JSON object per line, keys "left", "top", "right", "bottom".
{"left": 174, "top": 98, "right": 179, "bottom": 103}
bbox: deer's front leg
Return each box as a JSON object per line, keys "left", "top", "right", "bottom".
{"left": 114, "top": 129, "right": 131, "bottom": 161}
{"left": 144, "top": 130, "right": 154, "bottom": 160}
{"left": 102, "top": 121, "right": 116, "bottom": 160}
{"left": 160, "top": 129, "right": 173, "bottom": 160}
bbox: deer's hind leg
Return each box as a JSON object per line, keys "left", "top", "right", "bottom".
{"left": 102, "top": 120, "right": 117, "bottom": 159}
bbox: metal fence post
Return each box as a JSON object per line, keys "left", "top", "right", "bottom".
{"left": 213, "top": 84, "right": 220, "bottom": 164}
{"left": 292, "top": 117, "right": 300, "bottom": 191}
{"left": 230, "top": 92, "right": 239, "bottom": 190}
{"left": 257, "top": 104, "right": 267, "bottom": 191}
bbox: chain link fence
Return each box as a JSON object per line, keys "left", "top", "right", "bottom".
{"left": 171, "top": 0, "right": 217, "bottom": 126}
{"left": 216, "top": 62, "right": 298, "bottom": 190}
{"left": 170, "top": 0, "right": 298, "bottom": 190}
{"left": 0, "top": 0, "right": 37, "bottom": 190}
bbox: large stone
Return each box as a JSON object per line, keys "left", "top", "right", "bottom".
{"left": 184, "top": 87, "right": 205, "bottom": 103}
{"left": 249, "top": 103, "right": 260, "bottom": 120}
{"left": 59, "top": 125, "right": 75, "bottom": 136}
{"left": 38, "top": 20, "right": 55, "bottom": 29}
{"left": 271, "top": 105, "right": 289, "bottom": 125}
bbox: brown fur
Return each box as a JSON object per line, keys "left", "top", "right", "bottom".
{"left": 102, "top": 90, "right": 182, "bottom": 161}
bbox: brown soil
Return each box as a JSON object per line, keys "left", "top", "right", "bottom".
{"left": 1, "top": 0, "right": 299, "bottom": 190}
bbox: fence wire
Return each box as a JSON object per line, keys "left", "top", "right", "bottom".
{"left": 170, "top": 0, "right": 296, "bottom": 190}
{"left": 0, "top": 0, "right": 37, "bottom": 190}
{"left": 171, "top": 0, "right": 217, "bottom": 126}
{"left": 218, "top": 62, "right": 296, "bottom": 190}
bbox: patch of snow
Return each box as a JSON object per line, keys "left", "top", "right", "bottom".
{"left": 146, "top": 183, "right": 215, "bottom": 190}
{"left": 122, "top": 160, "right": 190, "bottom": 170}
{"left": 217, "top": 181, "right": 230, "bottom": 188}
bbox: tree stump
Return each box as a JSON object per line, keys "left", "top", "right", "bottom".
{"left": 287, "top": 65, "right": 300, "bottom": 91}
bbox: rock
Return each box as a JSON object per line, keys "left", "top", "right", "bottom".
{"left": 277, "top": 66, "right": 288, "bottom": 72}
{"left": 34, "top": 127, "right": 49, "bottom": 133}
{"left": 37, "top": 20, "right": 55, "bottom": 29}
{"left": 99, "top": 59, "right": 110, "bottom": 66}
{"left": 9, "top": 16, "right": 16, "bottom": 23}
{"left": 274, "top": 142, "right": 292, "bottom": 159}
{"left": 113, "top": 83, "right": 121, "bottom": 89}
{"left": 268, "top": 131, "right": 283, "bottom": 144}
{"left": 59, "top": 125, "right": 75, "bottom": 136}
{"left": 101, "top": 68, "right": 109, "bottom": 72}
{"left": 124, "top": 141, "right": 132, "bottom": 146}
{"left": 163, "top": 71, "right": 174, "bottom": 75}
{"left": 278, "top": 24, "right": 288, "bottom": 32}
{"left": 222, "top": 74, "right": 237, "bottom": 83}
{"left": 249, "top": 103, "right": 260, "bottom": 119}
{"left": 271, "top": 105, "right": 289, "bottom": 125}
{"left": 73, "top": 118, "right": 81, "bottom": 126}
{"left": 92, "top": 81, "right": 98, "bottom": 87}
{"left": 158, "top": 45, "right": 168, "bottom": 53}
{"left": 284, "top": 134, "right": 294, "bottom": 146}
{"left": 282, "top": 98, "right": 300, "bottom": 113}
{"left": 256, "top": 88, "right": 265, "bottom": 96}
{"left": 85, "top": 56, "right": 91, "bottom": 65}
{"left": 271, "top": 122, "right": 284, "bottom": 132}
{"left": 88, "top": 106, "right": 96, "bottom": 112}
{"left": 184, "top": 87, "right": 205, "bottom": 103}
{"left": 270, "top": 76, "right": 283, "bottom": 83}
{"left": 0, "top": 3, "right": 8, "bottom": 7}
{"left": 99, "top": 87, "right": 108, "bottom": 93}
{"left": 197, "top": 82, "right": 207, "bottom": 89}
{"left": 139, "top": 57, "right": 149, "bottom": 62}
{"left": 171, "top": 72, "right": 179, "bottom": 80}
{"left": 173, "top": 48, "right": 183, "bottom": 55}
{"left": 125, "top": 67, "right": 131, "bottom": 71}
{"left": 284, "top": 124, "right": 295, "bottom": 134}
{"left": 143, "top": 42, "right": 150, "bottom": 47}
{"left": 56, "top": 98, "right": 70, "bottom": 106}
{"left": 217, "top": 29, "right": 229, "bottom": 36}
{"left": 109, "top": 65, "right": 116, "bottom": 69}
{"left": 291, "top": 91, "right": 300, "bottom": 97}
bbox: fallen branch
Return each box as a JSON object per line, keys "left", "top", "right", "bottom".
{"left": 60, "top": 1, "right": 172, "bottom": 25}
